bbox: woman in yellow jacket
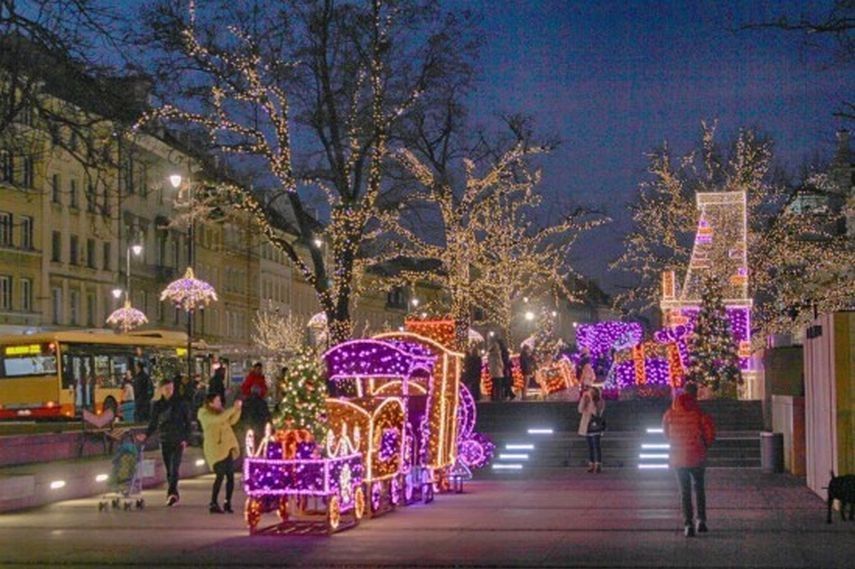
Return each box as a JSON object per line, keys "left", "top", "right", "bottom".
{"left": 197, "top": 393, "right": 242, "bottom": 513}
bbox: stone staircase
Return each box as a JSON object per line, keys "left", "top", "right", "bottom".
{"left": 476, "top": 399, "right": 763, "bottom": 473}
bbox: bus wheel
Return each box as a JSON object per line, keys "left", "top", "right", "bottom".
{"left": 103, "top": 396, "right": 118, "bottom": 416}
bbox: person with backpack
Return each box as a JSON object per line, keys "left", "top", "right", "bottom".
{"left": 578, "top": 385, "right": 606, "bottom": 473}
{"left": 662, "top": 381, "right": 717, "bottom": 537}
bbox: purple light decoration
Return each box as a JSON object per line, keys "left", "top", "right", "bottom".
{"left": 243, "top": 450, "right": 365, "bottom": 504}
{"left": 323, "top": 339, "right": 436, "bottom": 384}
{"left": 379, "top": 428, "right": 400, "bottom": 462}
{"left": 455, "top": 384, "right": 494, "bottom": 469}
{"left": 576, "top": 321, "right": 643, "bottom": 356}
{"left": 160, "top": 267, "right": 218, "bottom": 312}
{"left": 664, "top": 306, "right": 752, "bottom": 371}
{"left": 106, "top": 300, "right": 148, "bottom": 332}
{"left": 370, "top": 481, "right": 382, "bottom": 512}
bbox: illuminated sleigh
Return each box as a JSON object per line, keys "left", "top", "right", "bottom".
{"left": 374, "top": 332, "right": 463, "bottom": 498}
{"left": 242, "top": 427, "right": 366, "bottom": 535}
{"left": 323, "top": 339, "right": 436, "bottom": 515}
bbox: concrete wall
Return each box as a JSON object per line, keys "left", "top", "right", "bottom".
{"left": 771, "top": 395, "right": 806, "bottom": 476}
{"left": 804, "top": 312, "right": 855, "bottom": 498}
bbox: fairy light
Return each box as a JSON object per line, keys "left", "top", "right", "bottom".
{"left": 160, "top": 267, "right": 218, "bottom": 312}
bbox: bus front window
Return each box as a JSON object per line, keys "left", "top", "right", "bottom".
{"left": 0, "top": 344, "right": 58, "bottom": 378}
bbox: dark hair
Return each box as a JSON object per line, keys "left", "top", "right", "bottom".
{"left": 590, "top": 386, "right": 602, "bottom": 402}
{"left": 253, "top": 362, "right": 263, "bottom": 368}
{"left": 205, "top": 392, "right": 221, "bottom": 405}
{"left": 684, "top": 382, "right": 698, "bottom": 398}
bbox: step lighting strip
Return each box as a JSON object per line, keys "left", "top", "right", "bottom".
{"left": 492, "top": 463, "right": 523, "bottom": 470}
{"left": 646, "top": 427, "right": 664, "bottom": 434}
{"left": 638, "top": 464, "right": 669, "bottom": 469}
{"left": 639, "top": 453, "right": 669, "bottom": 460}
{"left": 527, "top": 428, "right": 553, "bottom": 435}
{"left": 641, "top": 443, "right": 670, "bottom": 449}
{"left": 505, "top": 444, "right": 534, "bottom": 450}
{"left": 498, "top": 453, "right": 529, "bottom": 460}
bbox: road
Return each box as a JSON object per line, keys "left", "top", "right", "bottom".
{"left": 0, "top": 468, "right": 851, "bottom": 568}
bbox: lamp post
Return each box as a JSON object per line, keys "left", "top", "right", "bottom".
{"left": 106, "top": 240, "right": 146, "bottom": 333}
{"left": 169, "top": 174, "right": 194, "bottom": 376}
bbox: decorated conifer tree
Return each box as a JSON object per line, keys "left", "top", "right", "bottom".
{"left": 274, "top": 349, "right": 328, "bottom": 442}
{"left": 686, "top": 276, "right": 742, "bottom": 397}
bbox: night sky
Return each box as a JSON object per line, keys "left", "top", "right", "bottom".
{"left": 454, "top": 0, "right": 852, "bottom": 293}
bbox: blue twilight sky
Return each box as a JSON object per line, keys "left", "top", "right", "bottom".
{"left": 449, "top": 0, "right": 852, "bottom": 293}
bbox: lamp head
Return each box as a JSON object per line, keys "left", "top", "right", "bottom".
{"left": 112, "top": 288, "right": 123, "bottom": 299}
{"left": 131, "top": 244, "right": 143, "bottom": 256}
{"left": 169, "top": 174, "right": 183, "bottom": 189}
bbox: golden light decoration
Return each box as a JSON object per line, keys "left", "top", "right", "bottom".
{"left": 160, "top": 267, "right": 218, "bottom": 312}
{"left": 106, "top": 300, "right": 148, "bottom": 333}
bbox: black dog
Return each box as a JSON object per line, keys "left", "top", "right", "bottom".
{"left": 826, "top": 471, "right": 855, "bottom": 524}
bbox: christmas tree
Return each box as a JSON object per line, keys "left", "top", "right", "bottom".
{"left": 686, "top": 276, "right": 742, "bottom": 397}
{"left": 274, "top": 349, "right": 328, "bottom": 442}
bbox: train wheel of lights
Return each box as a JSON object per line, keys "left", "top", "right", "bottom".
{"left": 390, "top": 476, "right": 401, "bottom": 506}
{"left": 353, "top": 486, "right": 366, "bottom": 521}
{"left": 404, "top": 475, "right": 414, "bottom": 504}
{"left": 370, "top": 481, "right": 383, "bottom": 513}
{"left": 277, "top": 496, "right": 289, "bottom": 521}
{"left": 245, "top": 498, "right": 261, "bottom": 534}
{"left": 423, "top": 482, "right": 434, "bottom": 504}
{"left": 327, "top": 495, "right": 341, "bottom": 533}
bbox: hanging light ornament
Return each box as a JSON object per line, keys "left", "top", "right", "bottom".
{"left": 106, "top": 300, "right": 149, "bottom": 333}
{"left": 160, "top": 267, "right": 218, "bottom": 312}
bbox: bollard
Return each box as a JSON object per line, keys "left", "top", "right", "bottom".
{"left": 760, "top": 432, "right": 784, "bottom": 473}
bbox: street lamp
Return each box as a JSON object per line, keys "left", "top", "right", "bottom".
{"left": 169, "top": 174, "right": 183, "bottom": 189}
{"left": 524, "top": 311, "right": 535, "bottom": 321}
{"left": 313, "top": 238, "right": 323, "bottom": 248}
{"left": 125, "top": 241, "right": 143, "bottom": 300}
{"left": 112, "top": 288, "right": 123, "bottom": 300}
{"left": 411, "top": 298, "right": 419, "bottom": 308}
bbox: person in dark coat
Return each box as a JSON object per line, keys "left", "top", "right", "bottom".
{"left": 498, "top": 339, "right": 515, "bottom": 401}
{"left": 462, "top": 346, "right": 483, "bottom": 401}
{"left": 519, "top": 345, "right": 536, "bottom": 401}
{"left": 132, "top": 362, "right": 153, "bottom": 422}
{"left": 209, "top": 365, "right": 227, "bottom": 403}
{"left": 138, "top": 376, "right": 191, "bottom": 506}
{"left": 662, "top": 382, "right": 716, "bottom": 537}
{"left": 241, "top": 385, "right": 272, "bottom": 441}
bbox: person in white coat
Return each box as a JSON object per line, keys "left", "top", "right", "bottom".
{"left": 578, "top": 386, "right": 606, "bottom": 472}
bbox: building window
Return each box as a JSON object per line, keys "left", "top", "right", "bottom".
{"left": 69, "top": 180, "right": 78, "bottom": 208}
{"left": 86, "top": 239, "right": 96, "bottom": 268}
{"left": 101, "top": 186, "right": 110, "bottom": 216}
{"left": 0, "top": 276, "right": 11, "bottom": 310}
{"left": 69, "top": 235, "right": 79, "bottom": 265}
{"left": 20, "top": 278, "right": 32, "bottom": 312}
{"left": 52, "top": 174, "right": 61, "bottom": 203}
{"left": 52, "top": 287, "right": 62, "bottom": 324}
{"left": 103, "top": 242, "right": 111, "bottom": 271}
{"left": 21, "top": 156, "right": 34, "bottom": 188}
{"left": 86, "top": 293, "right": 96, "bottom": 327}
{"left": 51, "top": 231, "right": 62, "bottom": 262}
{"left": 20, "top": 216, "right": 32, "bottom": 250}
{"left": 0, "top": 212, "right": 11, "bottom": 247}
{"left": 86, "top": 183, "right": 96, "bottom": 213}
{"left": 69, "top": 290, "right": 79, "bottom": 325}
{"left": 0, "top": 151, "right": 12, "bottom": 183}
{"left": 124, "top": 158, "right": 135, "bottom": 194}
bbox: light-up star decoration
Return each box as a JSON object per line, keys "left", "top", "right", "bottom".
{"left": 106, "top": 300, "right": 148, "bottom": 332}
{"left": 160, "top": 267, "right": 218, "bottom": 311}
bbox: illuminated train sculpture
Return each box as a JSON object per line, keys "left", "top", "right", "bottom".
{"left": 242, "top": 334, "right": 491, "bottom": 535}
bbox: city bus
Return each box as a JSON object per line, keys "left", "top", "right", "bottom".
{"left": 0, "top": 330, "right": 212, "bottom": 420}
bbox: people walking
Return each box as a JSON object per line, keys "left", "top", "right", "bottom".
{"left": 241, "top": 385, "right": 272, "bottom": 441}
{"left": 241, "top": 362, "right": 268, "bottom": 400}
{"left": 138, "top": 376, "right": 191, "bottom": 506}
{"left": 662, "top": 382, "right": 716, "bottom": 537}
{"left": 463, "top": 346, "right": 483, "bottom": 401}
{"left": 133, "top": 362, "right": 153, "bottom": 422}
{"left": 197, "top": 393, "right": 242, "bottom": 514}
{"left": 577, "top": 385, "right": 606, "bottom": 473}
{"left": 487, "top": 341, "right": 504, "bottom": 402}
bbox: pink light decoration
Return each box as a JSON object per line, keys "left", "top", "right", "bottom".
{"left": 160, "top": 267, "right": 218, "bottom": 312}
{"left": 106, "top": 300, "right": 148, "bottom": 332}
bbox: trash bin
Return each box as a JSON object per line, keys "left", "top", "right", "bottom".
{"left": 760, "top": 432, "right": 784, "bottom": 473}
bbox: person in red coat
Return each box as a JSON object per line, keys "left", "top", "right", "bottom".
{"left": 240, "top": 363, "right": 268, "bottom": 400}
{"left": 662, "top": 382, "right": 716, "bottom": 537}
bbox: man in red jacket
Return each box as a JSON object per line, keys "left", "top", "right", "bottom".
{"left": 662, "top": 382, "right": 716, "bottom": 537}
{"left": 240, "top": 363, "right": 268, "bottom": 400}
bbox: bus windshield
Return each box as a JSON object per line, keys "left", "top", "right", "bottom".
{"left": 0, "top": 344, "right": 58, "bottom": 378}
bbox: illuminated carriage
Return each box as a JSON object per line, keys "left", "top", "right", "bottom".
{"left": 243, "top": 427, "right": 366, "bottom": 535}
{"left": 323, "top": 339, "right": 438, "bottom": 513}
{"left": 374, "top": 332, "right": 463, "bottom": 497}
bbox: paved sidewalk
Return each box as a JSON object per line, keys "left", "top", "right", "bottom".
{"left": 0, "top": 468, "right": 851, "bottom": 568}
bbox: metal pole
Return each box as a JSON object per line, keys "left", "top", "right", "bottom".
{"left": 126, "top": 246, "right": 131, "bottom": 301}
{"left": 186, "top": 182, "right": 194, "bottom": 379}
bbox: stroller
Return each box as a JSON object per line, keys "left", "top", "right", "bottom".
{"left": 98, "top": 434, "right": 146, "bottom": 511}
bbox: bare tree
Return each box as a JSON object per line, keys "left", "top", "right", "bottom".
{"left": 135, "top": 0, "right": 478, "bottom": 344}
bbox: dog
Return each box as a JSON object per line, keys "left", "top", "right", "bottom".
{"left": 826, "top": 471, "right": 855, "bottom": 524}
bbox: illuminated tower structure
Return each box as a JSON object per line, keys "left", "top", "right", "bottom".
{"left": 660, "top": 191, "right": 756, "bottom": 396}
